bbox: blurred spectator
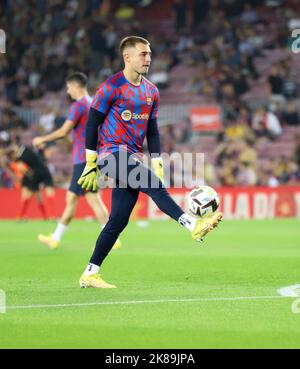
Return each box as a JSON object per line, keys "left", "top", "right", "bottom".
{"left": 282, "top": 70, "right": 298, "bottom": 100}
{"left": 239, "top": 52, "right": 259, "bottom": 79}
{"left": 39, "top": 105, "right": 56, "bottom": 133}
{"left": 274, "top": 155, "right": 299, "bottom": 183}
{"left": 282, "top": 101, "right": 300, "bottom": 126}
{"left": 232, "top": 70, "right": 249, "bottom": 97}
{"left": 239, "top": 140, "right": 257, "bottom": 166}
{"left": 218, "top": 158, "right": 239, "bottom": 186}
{"left": 173, "top": 0, "right": 188, "bottom": 31}
{"left": 252, "top": 107, "right": 282, "bottom": 139}
{"left": 115, "top": 2, "right": 135, "bottom": 21}
{"left": 98, "top": 56, "right": 114, "bottom": 81}
{"left": 241, "top": 3, "right": 260, "bottom": 24}
{"left": 204, "top": 162, "right": 217, "bottom": 186}
{"left": 257, "top": 161, "right": 280, "bottom": 187}
{"left": 267, "top": 63, "right": 286, "bottom": 109}
{"left": 237, "top": 162, "right": 257, "bottom": 186}
{"left": 0, "top": 103, "right": 28, "bottom": 132}
{"left": 148, "top": 68, "right": 169, "bottom": 88}
{"left": 224, "top": 119, "right": 253, "bottom": 141}
{"left": 148, "top": 51, "right": 172, "bottom": 88}
{"left": 4, "top": 55, "right": 19, "bottom": 103}
{"left": 192, "top": 0, "right": 209, "bottom": 29}
{"left": 176, "top": 30, "right": 194, "bottom": 52}
{"left": 104, "top": 24, "right": 118, "bottom": 62}
{"left": 293, "top": 134, "right": 300, "bottom": 167}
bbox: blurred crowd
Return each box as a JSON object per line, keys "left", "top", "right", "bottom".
{"left": 157, "top": 120, "right": 300, "bottom": 187}
{"left": 212, "top": 133, "right": 300, "bottom": 187}
{"left": 1, "top": 0, "right": 300, "bottom": 188}
{"left": 0, "top": 0, "right": 156, "bottom": 106}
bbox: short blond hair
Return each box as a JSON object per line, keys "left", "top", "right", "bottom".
{"left": 119, "top": 36, "right": 150, "bottom": 55}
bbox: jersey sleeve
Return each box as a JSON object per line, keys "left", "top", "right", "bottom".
{"left": 91, "top": 81, "right": 117, "bottom": 115}
{"left": 67, "top": 102, "right": 83, "bottom": 127}
{"left": 150, "top": 88, "right": 160, "bottom": 120}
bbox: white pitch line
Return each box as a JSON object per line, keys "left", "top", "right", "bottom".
{"left": 6, "top": 295, "right": 292, "bottom": 311}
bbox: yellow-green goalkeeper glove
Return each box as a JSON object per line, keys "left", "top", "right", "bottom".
{"left": 151, "top": 157, "right": 164, "bottom": 184}
{"left": 78, "top": 150, "right": 98, "bottom": 191}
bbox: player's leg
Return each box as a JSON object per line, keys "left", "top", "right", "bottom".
{"left": 59, "top": 190, "right": 79, "bottom": 225}
{"left": 38, "top": 190, "right": 79, "bottom": 249}
{"left": 37, "top": 164, "right": 83, "bottom": 249}
{"left": 35, "top": 189, "right": 48, "bottom": 220}
{"left": 80, "top": 185, "right": 139, "bottom": 288}
{"left": 107, "top": 151, "right": 221, "bottom": 241}
{"left": 84, "top": 191, "right": 122, "bottom": 249}
{"left": 43, "top": 171, "right": 56, "bottom": 219}
{"left": 18, "top": 185, "right": 33, "bottom": 220}
{"left": 44, "top": 186, "right": 56, "bottom": 219}
{"left": 134, "top": 156, "right": 222, "bottom": 242}
{"left": 84, "top": 191, "right": 108, "bottom": 224}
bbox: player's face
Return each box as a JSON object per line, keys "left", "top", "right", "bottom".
{"left": 126, "top": 43, "right": 152, "bottom": 75}
{"left": 66, "top": 82, "right": 78, "bottom": 99}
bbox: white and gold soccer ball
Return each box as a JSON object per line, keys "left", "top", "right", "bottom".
{"left": 187, "top": 185, "right": 220, "bottom": 218}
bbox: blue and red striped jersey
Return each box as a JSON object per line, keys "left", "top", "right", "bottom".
{"left": 91, "top": 71, "right": 160, "bottom": 158}
{"left": 67, "top": 95, "right": 93, "bottom": 164}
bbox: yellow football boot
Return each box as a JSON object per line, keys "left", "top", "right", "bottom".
{"left": 38, "top": 234, "right": 60, "bottom": 250}
{"left": 79, "top": 273, "right": 117, "bottom": 288}
{"left": 192, "top": 212, "right": 223, "bottom": 242}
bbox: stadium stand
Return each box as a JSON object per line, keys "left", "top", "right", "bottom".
{"left": 0, "top": 0, "right": 300, "bottom": 188}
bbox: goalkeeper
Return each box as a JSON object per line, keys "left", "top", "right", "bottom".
{"left": 78, "top": 36, "right": 222, "bottom": 288}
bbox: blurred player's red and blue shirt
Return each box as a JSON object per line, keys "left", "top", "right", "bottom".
{"left": 67, "top": 96, "right": 93, "bottom": 164}
{"left": 91, "top": 71, "right": 159, "bottom": 158}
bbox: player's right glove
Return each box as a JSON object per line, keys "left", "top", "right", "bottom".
{"left": 77, "top": 150, "right": 98, "bottom": 191}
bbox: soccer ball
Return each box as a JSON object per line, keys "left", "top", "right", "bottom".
{"left": 187, "top": 185, "right": 220, "bottom": 218}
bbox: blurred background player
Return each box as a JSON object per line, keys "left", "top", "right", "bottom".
{"left": 36, "top": 142, "right": 56, "bottom": 218}
{"left": 6, "top": 140, "right": 54, "bottom": 221}
{"left": 32, "top": 72, "right": 121, "bottom": 250}
{"left": 78, "top": 36, "right": 222, "bottom": 288}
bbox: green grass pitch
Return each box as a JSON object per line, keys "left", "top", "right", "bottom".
{"left": 0, "top": 218, "right": 299, "bottom": 348}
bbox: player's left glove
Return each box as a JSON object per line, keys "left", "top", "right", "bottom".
{"left": 77, "top": 150, "right": 98, "bottom": 191}
{"left": 151, "top": 157, "right": 164, "bottom": 184}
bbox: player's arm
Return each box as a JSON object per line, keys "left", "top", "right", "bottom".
{"left": 147, "top": 118, "right": 164, "bottom": 183}
{"left": 77, "top": 108, "right": 106, "bottom": 191}
{"left": 32, "top": 120, "right": 74, "bottom": 148}
{"left": 77, "top": 82, "right": 116, "bottom": 190}
{"left": 146, "top": 117, "right": 161, "bottom": 157}
{"left": 147, "top": 90, "right": 164, "bottom": 183}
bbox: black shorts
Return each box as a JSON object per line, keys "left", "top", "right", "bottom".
{"left": 22, "top": 167, "right": 53, "bottom": 192}
{"left": 42, "top": 168, "right": 54, "bottom": 187}
{"left": 69, "top": 163, "right": 97, "bottom": 196}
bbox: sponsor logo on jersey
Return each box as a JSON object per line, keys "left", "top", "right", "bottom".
{"left": 132, "top": 113, "right": 149, "bottom": 120}
{"left": 121, "top": 110, "right": 149, "bottom": 121}
{"left": 121, "top": 110, "right": 132, "bottom": 121}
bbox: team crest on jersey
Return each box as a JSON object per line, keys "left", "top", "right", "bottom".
{"left": 121, "top": 110, "right": 132, "bottom": 121}
{"left": 146, "top": 97, "right": 152, "bottom": 105}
